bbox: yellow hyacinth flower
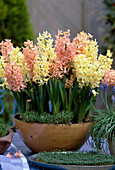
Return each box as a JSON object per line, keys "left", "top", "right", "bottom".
{"left": 73, "top": 36, "right": 113, "bottom": 89}
{"left": 33, "top": 55, "right": 50, "bottom": 85}
{"left": 0, "top": 56, "right": 8, "bottom": 88}
{"left": 37, "top": 31, "right": 56, "bottom": 61}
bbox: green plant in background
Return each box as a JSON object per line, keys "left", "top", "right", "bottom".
{"left": 102, "top": 0, "right": 115, "bottom": 62}
{"left": 0, "top": 0, "right": 35, "bottom": 47}
{"left": 22, "top": 110, "right": 75, "bottom": 124}
{"left": 0, "top": 123, "right": 9, "bottom": 137}
{"left": 89, "top": 79, "right": 115, "bottom": 153}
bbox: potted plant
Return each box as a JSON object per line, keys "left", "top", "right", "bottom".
{"left": 0, "top": 30, "right": 113, "bottom": 152}
{"left": 0, "top": 123, "right": 14, "bottom": 154}
{"left": 89, "top": 69, "right": 115, "bottom": 155}
{"left": 29, "top": 150, "right": 115, "bottom": 170}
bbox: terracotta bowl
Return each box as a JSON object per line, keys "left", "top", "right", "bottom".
{"left": 0, "top": 129, "right": 14, "bottom": 154}
{"left": 12, "top": 114, "right": 90, "bottom": 153}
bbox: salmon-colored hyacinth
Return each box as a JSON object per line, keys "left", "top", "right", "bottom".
{"left": 0, "top": 39, "right": 13, "bottom": 62}
{"left": 49, "top": 30, "right": 76, "bottom": 79}
{"left": 73, "top": 31, "right": 92, "bottom": 54}
{"left": 5, "top": 62, "right": 26, "bottom": 92}
{"left": 101, "top": 69, "right": 115, "bottom": 86}
{"left": 23, "top": 40, "right": 39, "bottom": 79}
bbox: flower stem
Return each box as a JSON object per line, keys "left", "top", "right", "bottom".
{"left": 105, "top": 90, "right": 109, "bottom": 111}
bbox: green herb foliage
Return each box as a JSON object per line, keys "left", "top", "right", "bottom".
{"left": 21, "top": 110, "right": 75, "bottom": 124}
{"left": 89, "top": 106, "right": 115, "bottom": 152}
{"left": 36, "top": 151, "right": 114, "bottom": 165}
{"left": 0, "top": 123, "right": 9, "bottom": 137}
{"left": 89, "top": 85, "right": 115, "bottom": 153}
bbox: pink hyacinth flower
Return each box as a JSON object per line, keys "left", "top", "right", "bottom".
{"left": 5, "top": 62, "right": 26, "bottom": 92}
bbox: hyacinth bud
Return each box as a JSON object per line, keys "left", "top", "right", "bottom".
{"left": 104, "top": 82, "right": 108, "bottom": 91}
{"left": 89, "top": 89, "right": 92, "bottom": 95}
{"left": 99, "top": 84, "right": 104, "bottom": 91}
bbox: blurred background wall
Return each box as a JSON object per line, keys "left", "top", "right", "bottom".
{"left": 27, "top": 0, "right": 106, "bottom": 49}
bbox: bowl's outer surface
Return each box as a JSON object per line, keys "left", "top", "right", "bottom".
{"left": 12, "top": 114, "right": 90, "bottom": 153}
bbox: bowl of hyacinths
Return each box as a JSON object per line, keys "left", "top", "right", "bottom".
{"left": 0, "top": 30, "right": 114, "bottom": 153}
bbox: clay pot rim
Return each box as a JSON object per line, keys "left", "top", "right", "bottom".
{"left": 12, "top": 113, "right": 90, "bottom": 126}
